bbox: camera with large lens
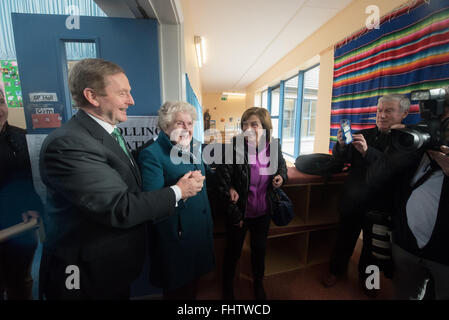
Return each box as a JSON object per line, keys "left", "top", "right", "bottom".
{"left": 391, "top": 87, "right": 449, "bottom": 152}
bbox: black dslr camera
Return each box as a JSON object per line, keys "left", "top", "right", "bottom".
{"left": 392, "top": 87, "right": 449, "bottom": 152}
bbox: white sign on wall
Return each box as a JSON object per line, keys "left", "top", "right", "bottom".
{"left": 26, "top": 134, "right": 48, "bottom": 204}
{"left": 117, "top": 116, "right": 159, "bottom": 150}
{"left": 29, "top": 92, "right": 58, "bottom": 102}
{"left": 26, "top": 116, "right": 160, "bottom": 204}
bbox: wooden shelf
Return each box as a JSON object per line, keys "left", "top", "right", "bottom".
{"left": 307, "top": 183, "right": 341, "bottom": 226}
{"left": 265, "top": 234, "right": 308, "bottom": 276}
{"left": 283, "top": 185, "right": 309, "bottom": 223}
{"left": 307, "top": 228, "right": 338, "bottom": 266}
{"left": 268, "top": 214, "right": 305, "bottom": 234}
{"left": 209, "top": 166, "right": 347, "bottom": 280}
{"left": 240, "top": 232, "right": 308, "bottom": 278}
{"left": 262, "top": 170, "right": 343, "bottom": 276}
{"left": 307, "top": 207, "right": 339, "bottom": 226}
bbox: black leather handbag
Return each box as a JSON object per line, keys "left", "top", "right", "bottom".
{"left": 271, "top": 187, "right": 294, "bottom": 226}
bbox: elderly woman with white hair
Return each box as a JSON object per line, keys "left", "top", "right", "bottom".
{"left": 137, "top": 101, "right": 215, "bottom": 300}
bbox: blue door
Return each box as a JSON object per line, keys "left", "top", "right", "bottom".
{"left": 12, "top": 13, "right": 163, "bottom": 298}
{"left": 12, "top": 13, "right": 161, "bottom": 134}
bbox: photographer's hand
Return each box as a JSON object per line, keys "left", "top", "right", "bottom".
{"left": 336, "top": 129, "right": 346, "bottom": 147}
{"left": 351, "top": 134, "right": 368, "bottom": 157}
{"left": 428, "top": 145, "right": 449, "bottom": 176}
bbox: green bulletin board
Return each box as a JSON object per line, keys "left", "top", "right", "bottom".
{"left": 1, "top": 60, "right": 23, "bottom": 108}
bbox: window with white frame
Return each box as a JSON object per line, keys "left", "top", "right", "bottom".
{"left": 254, "top": 92, "right": 261, "bottom": 107}
{"left": 270, "top": 86, "right": 280, "bottom": 138}
{"left": 300, "top": 65, "right": 319, "bottom": 155}
{"left": 281, "top": 76, "right": 298, "bottom": 156}
{"left": 261, "top": 90, "right": 268, "bottom": 109}
{"left": 257, "top": 64, "right": 320, "bottom": 158}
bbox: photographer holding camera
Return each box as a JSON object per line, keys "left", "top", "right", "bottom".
{"left": 366, "top": 86, "right": 449, "bottom": 299}
{"left": 322, "top": 94, "right": 410, "bottom": 296}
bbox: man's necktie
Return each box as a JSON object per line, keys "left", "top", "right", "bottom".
{"left": 111, "top": 128, "right": 131, "bottom": 159}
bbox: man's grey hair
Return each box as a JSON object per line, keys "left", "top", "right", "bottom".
{"left": 158, "top": 101, "right": 197, "bottom": 132}
{"left": 378, "top": 94, "right": 411, "bottom": 113}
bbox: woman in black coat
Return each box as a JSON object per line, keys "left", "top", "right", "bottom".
{"left": 216, "top": 107, "right": 287, "bottom": 300}
{"left": 0, "top": 90, "right": 43, "bottom": 299}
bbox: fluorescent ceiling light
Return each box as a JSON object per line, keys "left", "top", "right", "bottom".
{"left": 222, "top": 92, "right": 246, "bottom": 97}
{"left": 194, "top": 36, "right": 206, "bottom": 68}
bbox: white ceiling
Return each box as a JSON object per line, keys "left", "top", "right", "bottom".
{"left": 186, "top": 0, "right": 353, "bottom": 93}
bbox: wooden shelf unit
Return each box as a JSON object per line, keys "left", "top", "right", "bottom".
{"left": 240, "top": 232, "right": 308, "bottom": 278}
{"left": 307, "top": 183, "right": 341, "bottom": 226}
{"left": 307, "top": 227, "right": 338, "bottom": 266}
{"left": 238, "top": 167, "right": 347, "bottom": 279}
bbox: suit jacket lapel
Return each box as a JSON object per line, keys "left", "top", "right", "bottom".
{"left": 128, "top": 152, "right": 142, "bottom": 187}
{"left": 74, "top": 110, "right": 142, "bottom": 187}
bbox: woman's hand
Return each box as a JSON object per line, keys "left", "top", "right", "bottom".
{"left": 191, "top": 170, "right": 204, "bottom": 182}
{"left": 272, "top": 175, "right": 283, "bottom": 188}
{"left": 21, "top": 210, "right": 40, "bottom": 223}
{"left": 229, "top": 187, "right": 239, "bottom": 203}
{"left": 229, "top": 188, "right": 242, "bottom": 227}
{"left": 176, "top": 171, "right": 205, "bottom": 200}
{"left": 234, "top": 220, "right": 243, "bottom": 228}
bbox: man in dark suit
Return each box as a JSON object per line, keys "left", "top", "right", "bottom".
{"left": 39, "top": 58, "right": 204, "bottom": 300}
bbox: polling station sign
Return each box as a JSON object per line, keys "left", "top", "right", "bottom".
{"left": 117, "top": 116, "right": 159, "bottom": 150}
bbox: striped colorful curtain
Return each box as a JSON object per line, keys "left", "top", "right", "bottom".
{"left": 330, "top": 0, "right": 449, "bottom": 151}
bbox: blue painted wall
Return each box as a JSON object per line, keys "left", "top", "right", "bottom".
{"left": 12, "top": 13, "right": 161, "bottom": 134}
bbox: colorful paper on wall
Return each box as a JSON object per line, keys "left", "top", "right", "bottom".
{"left": 1, "top": 60, "right": 23, "bottom": 108}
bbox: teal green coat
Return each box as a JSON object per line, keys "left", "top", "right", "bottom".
{"left": 137, "top": 131, "right": 215, "bottom": 290}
